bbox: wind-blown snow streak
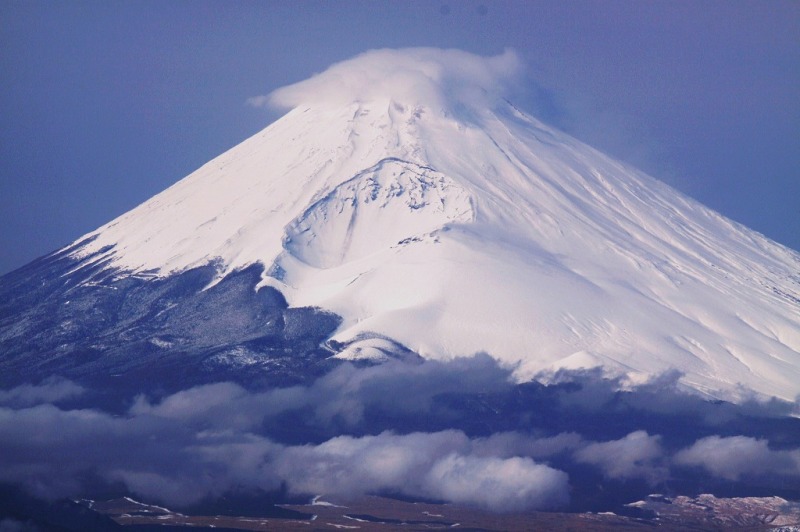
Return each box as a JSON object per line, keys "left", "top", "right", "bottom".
{"left": 71, "top": 48, "right": 800, "bottom": 402}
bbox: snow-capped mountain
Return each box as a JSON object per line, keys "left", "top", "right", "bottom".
{"left": 3, "top": 49, "right": 799, "bottom": 402}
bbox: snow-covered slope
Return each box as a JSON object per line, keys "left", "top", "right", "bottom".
{"left": 69, "top": 49, "right": 800, "bottom": 402}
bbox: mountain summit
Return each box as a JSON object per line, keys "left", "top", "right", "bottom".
{"left": 4, "top": 49, "right": 799, "bottom": 401}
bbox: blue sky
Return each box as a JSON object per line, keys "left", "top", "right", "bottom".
{"left": 1, "top": 0, "right": 798, "bottom": 274}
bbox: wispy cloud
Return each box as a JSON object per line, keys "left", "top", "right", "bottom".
{"left": 249, "top": 48, "right": 524, "bottom": 114}
{"left": 0, "top": 376, "right": 84, "bottom": 408}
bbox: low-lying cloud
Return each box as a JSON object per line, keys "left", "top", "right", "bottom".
{"left": 1, "top": 356, "right": 799, "bottom": 513}
{"left": 574, "top": 430, "right": 666, "bottom": 484}
{"left": 274, "top": 431, "right": 568, "bottom": 512}
{"left": 425, "top": 453, "right": 567, "bottom": 511}
{"left": 0, "top": 402, "right": 568, "bottom": 511}
{"left": 0, "top": 376, "right": 83, "bottom": 408}
{"left": 129, "top": 352, "right": 513, "bottom": 435}
{"left": 674, "top": 435, "right": 800, "bottom": 481}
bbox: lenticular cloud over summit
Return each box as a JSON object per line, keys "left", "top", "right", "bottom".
{"left": 253, "top": 47, "right": 524, "bottom": 111}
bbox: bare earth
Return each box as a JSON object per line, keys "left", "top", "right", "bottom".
{"left": 84, "top": 493, "right": 800, "bottom": 531}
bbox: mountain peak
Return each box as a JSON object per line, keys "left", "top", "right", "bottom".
{"left": 249, "top": 48, "right": 523, "bottom": 114}
{"left": 51, "top": 49, "right": 800, "bottom": 402}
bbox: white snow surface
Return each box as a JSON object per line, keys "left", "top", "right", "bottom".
{"left": 71, "top": 50, "right": 800, "bottom": 402}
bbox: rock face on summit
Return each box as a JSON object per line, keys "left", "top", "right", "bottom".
{"left": 283, "top": 158, "right": 474, "bottom": 269}
{"left": 2, "top": 49, "right": 799, "bottom": 401}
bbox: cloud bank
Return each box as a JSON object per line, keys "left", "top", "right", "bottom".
{"left": 249, "top": 48, "right": 524, "bottom": 112}
{"left": 1, "top": 356, "right": 800, "bottom": 514}
{"left": 0, "top": 403, "right": 568, "bottom": 511}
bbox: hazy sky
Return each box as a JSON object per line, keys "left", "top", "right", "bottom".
{"left": 1, "top": 0, "right": 798, "bottom": 274}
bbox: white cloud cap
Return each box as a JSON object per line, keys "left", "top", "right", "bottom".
{"left": 251, "top": 48, "right": 524, "bottom": 112}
